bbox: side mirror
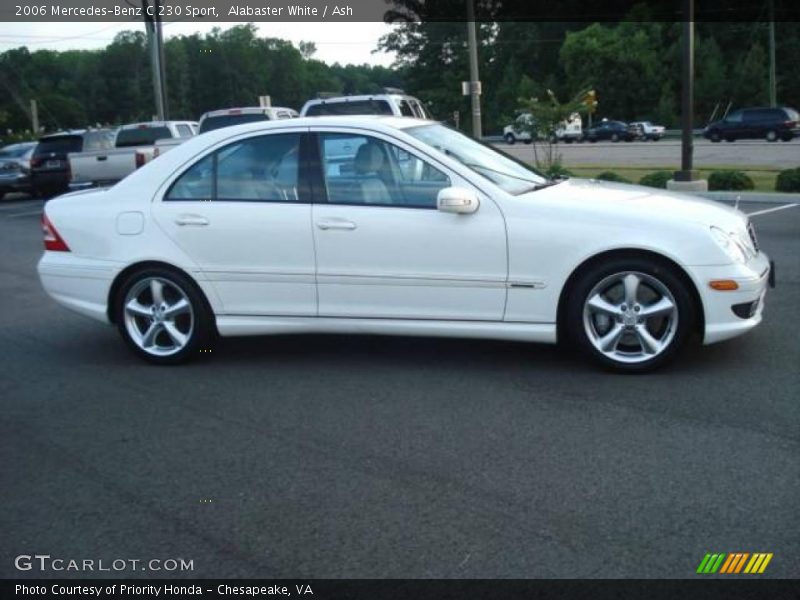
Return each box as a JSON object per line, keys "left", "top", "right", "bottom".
{"left": 437, "top": 186, "right": 480, "bottom": 214}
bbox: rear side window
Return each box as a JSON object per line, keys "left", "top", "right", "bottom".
{"left": 116, "top": 127, "right": 172, "bottom": 147}
{"left": 305, "top": 100, "right": 393, "bottom": 116}
{"left": 198, "top": 113, "right": 270, "bottom": 134}
{"left": 176, "top": 124, "right": 194, "bottom": 138}
{"left": 166, "top": 133, "right": 302, "bottom": 203}
{"left": 34, "top": 136, "right": 82, "bottom": 156}
{"left": 398, "top": 100, "right": 415, "bottom": 117}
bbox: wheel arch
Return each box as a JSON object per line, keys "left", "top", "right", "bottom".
{"left": 107, "top": 260, "right": 216, "bottom": 332}
{"left": 555, "top": 248, "right": 705, "bottom": 342}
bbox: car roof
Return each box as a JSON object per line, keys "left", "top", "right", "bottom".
{"left": 119, "top": 121, "right": 196, "bottom": 129}
{"left": 305, "top": 94, "right": 417, "bottom": 105}
{"left": 201, "top": 107, "right": 297, "bottom": 118}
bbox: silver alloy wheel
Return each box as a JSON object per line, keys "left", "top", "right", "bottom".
{"left": 582, "top": 271, "right": 678, "bottom": 364}
{"left": 123, "top": 277, "right": 194, "bottom": 357}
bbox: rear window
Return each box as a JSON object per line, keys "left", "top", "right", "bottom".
{"left": 305, "top": 100, "right": 393, "bottom": 116}
{"left": 199, "top": 113, "right": 270, "bottom": 134}
{"left": 0, "top": 143, "right": 34, "bottom": 158}
{"left": 116, "top": 127, "right": 172, "bottom": 148}
{"left": 34, "top": 136, "right": 82, "bottom": 156}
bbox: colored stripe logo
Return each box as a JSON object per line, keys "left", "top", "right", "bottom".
{"left": 696, "top": 552, "right": 773, "bottom": 574}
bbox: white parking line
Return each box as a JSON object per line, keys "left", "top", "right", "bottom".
{"left": 746, "top": 203, "right": 799, "bottom": 217}
{"left": 6, "top": 209, "right": 43, "bottom": 219}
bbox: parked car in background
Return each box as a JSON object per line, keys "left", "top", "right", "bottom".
{"left": 301, "top": 91, "right": 430, "bottom": 119}
{"left": 68, "top": 121, "right": 197, "bottom": 190}
{"left": 583, "top": 120, "right": 636, "bottom": 143}
{"left": 551, "top": 112, "right": 583, "bottom": 143}
{"left": 703, "top": 106, "right": 800, "bottom": 142}
{"left": 0, "top": 141, "right": 36, "bottom": 199}
{"left": 197, "top": 106, "right": 298, "bottom": 135}
{"left": 31, "top": 129, "right": 116, "bottom": 197}
{"left": 630, "top": 121, "right": 666, "bottom": 141}
{"left": 38, "top": 116, "right": 770, "bottom": 372}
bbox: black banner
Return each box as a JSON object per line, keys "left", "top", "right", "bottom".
{"left": 1, "top": 0, "right": 799, "bottom": 22}
{"left": 3, "top": 579, "right": 800, "bottom": 600}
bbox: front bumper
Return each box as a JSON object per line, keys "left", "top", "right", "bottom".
{"left": 0, "top": 171, "right": 31, "bottom": 192}
{"left": 688, "top": 252, "right": 772, "bottom": 345}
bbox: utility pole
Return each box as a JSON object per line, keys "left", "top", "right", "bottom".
{"left": 465, "top": 0, "right": 482, "bottom": 139}
{"left": 30, "top": 99, "right": 39, "bottom": 135}
{"left": 668, "top": 0, "right": 706, "bottom": 191}
{"left": 768, "top": 0, "right": 777, "bottom": 107}
{"left": 142, "top": 0, "right": 168, "bottom": 120}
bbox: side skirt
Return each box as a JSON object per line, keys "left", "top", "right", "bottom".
{"left": 215, "top": 316, "right": 557, "bottom": 344}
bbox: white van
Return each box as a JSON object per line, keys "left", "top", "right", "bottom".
{"left": 301, "top": 92, "right": 431, "bottom": 119}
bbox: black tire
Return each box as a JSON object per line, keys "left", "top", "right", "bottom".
{"left": 114, "top": 267, "right": 215, "bottom": 365}
{"left": 780, "top": 135, "right": 792, "bottom": 142}
{"left": 611, "top": 133, "right": 620, "bottom": 143}
{"left": 504, "top": 133, "right": 516, "bottom": 145}
{"left": 523, "top": 138, "right": 532, "bottom": 145}
{"left": 725, "top": 136, "right": 736, "bottom": 143}
{"left": 709, "top": 131, "right": 721, "bottom": 143}
{"left": 564, "top": 256, "right": 696, "bottom": 372}
{"left": 765, "top": 130, "right": 778, "bottom": 142}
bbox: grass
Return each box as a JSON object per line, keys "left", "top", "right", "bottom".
{"left": 562, "top": 165, "right": 780, "bottom": 192}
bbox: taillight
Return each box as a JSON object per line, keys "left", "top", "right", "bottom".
{"left": 785, "top": 120, "right": 796, "bottom": 127}
{"left": 30, "top": 157, "right": 43, "bottom": 168}
{"left": 135, "top": 151, "right": 146, "bottom": 168}
{"left": 42, "top": 213, "right": 70, "bottom": 252}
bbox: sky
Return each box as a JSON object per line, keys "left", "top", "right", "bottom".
{"left": 0, "top": 22, "right": 396, "bottom": 66}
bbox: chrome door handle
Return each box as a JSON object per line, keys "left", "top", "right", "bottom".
{"left": 316, "top": 219, "right": 356, "bottom": 231}
{"left": 174, "top": 214, "right": 209, "bottom": 227}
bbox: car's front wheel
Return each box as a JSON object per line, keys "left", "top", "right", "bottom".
{"left": 565, "top": 257, "right": 696, "bottom": 372}
{"left": 115, "top": 268, "right": 214, "bottom": 364}
{"left": 504, "top": 133, "right": 516, "bottom": 145}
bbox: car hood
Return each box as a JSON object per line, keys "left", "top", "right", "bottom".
{"left": 532, "top": 178, "right": 747, "bottom": 231}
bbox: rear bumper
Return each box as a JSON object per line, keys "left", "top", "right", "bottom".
{"left": 687, "top": 252, "right": 771, "bottom": 345}
{"left": 37, "top": 252, "right": 119, "bottom": 323}
{"left": 31, "top": 170, "right": 69, "bottom": 190}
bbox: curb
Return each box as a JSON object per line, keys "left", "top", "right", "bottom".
{"left": 697, "top": 191, "right": 800, "bottom": 204}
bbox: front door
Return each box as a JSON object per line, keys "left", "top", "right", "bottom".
{"left": 310, "top": 130, "right": 508, "bottom": 321}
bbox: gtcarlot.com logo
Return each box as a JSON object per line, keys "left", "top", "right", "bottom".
{"left": 14, "top": 554, "right": 194, "bottom": 573}
{"left": 696, "top": 552, "right": 773, "bottom": 574}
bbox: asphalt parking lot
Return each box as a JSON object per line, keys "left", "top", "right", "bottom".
{"left": 0, "top": 195, "right": 798, "bottom": 579}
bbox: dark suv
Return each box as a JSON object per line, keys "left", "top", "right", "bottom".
{"left": 30, "top": 129, "right": 115, "bottom": 197}
{"left": 704, "top": 107, "right": 799, "bottom": 143}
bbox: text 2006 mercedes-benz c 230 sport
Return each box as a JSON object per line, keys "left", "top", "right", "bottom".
{"left": 38, "top": 117, "right": 772, "bottom": 371}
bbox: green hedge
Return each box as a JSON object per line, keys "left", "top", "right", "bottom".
{"left": 775, "top": 167, "right": 800, "bottom": 192}
{"left": 708, "top": 170, "right": 754, "bottom": 191}
{"left": 638, "top": 171, "right": 673, "bottom": 189}
{"left": 595, "top": 171, "right": 632, "bottom": 184}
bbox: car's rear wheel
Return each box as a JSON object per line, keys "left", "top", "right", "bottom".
{"left": 504, "top": 133, "right": 516, "bottom": 145}
{"left": 709, "top": 131, "right": 721, "bottom": 142}
{"left": 565, "top": 257, "right": 695, "bottom": 372}
{"left": 115, "top": 268, "right": 214, "bottom": 364}
{"left": 765, "top": 130, "right": 778, "bottom": 142}
{"left": 611, "top": 133, "right": 620, "bottom": 142}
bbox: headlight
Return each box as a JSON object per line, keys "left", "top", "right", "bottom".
{"left": 710, "top": 226, "right": 749, "bottom": 263}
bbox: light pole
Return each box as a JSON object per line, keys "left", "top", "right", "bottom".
{"left": 466, "top": 0, "right": 482, "bottom": 138}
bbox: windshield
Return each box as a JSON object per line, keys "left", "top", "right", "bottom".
{"left": 199, "top": 113, "right": 270, "bottom": 134}
{"left": 405, "top": 123, "right": 549, "bottom": 194}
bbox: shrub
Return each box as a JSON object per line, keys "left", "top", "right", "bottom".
{"left": 775, "top": 167, "right": 800, "bottom": 192}
{"left": 595, "top": 171, "right": 631, "bottom": 184}
{"left": 708, "top": 170, "right": 754, "bottom": 191}
{"left": 638, "top": 171, "right": 673, "bottom": 189}
{"left": 544, "top": 162, "right": 574, "bottom": 179}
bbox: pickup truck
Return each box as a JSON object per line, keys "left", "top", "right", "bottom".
{"left": 630, "top": 121, "right": 666, "bottom": 141}
{"left": 68, "top": 121, "right": 197, "bottom": 189}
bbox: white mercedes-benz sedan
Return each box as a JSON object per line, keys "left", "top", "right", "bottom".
{"left": 38, "top": 117, "right": 771, "bottom": 371}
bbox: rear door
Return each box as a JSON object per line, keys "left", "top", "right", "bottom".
{"left": 152, "top": 129, "right": 318, "bottom": 316}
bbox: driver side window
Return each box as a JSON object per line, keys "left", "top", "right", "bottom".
{"left": 318, "top": 133, "right": 451, "bottom": 209}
